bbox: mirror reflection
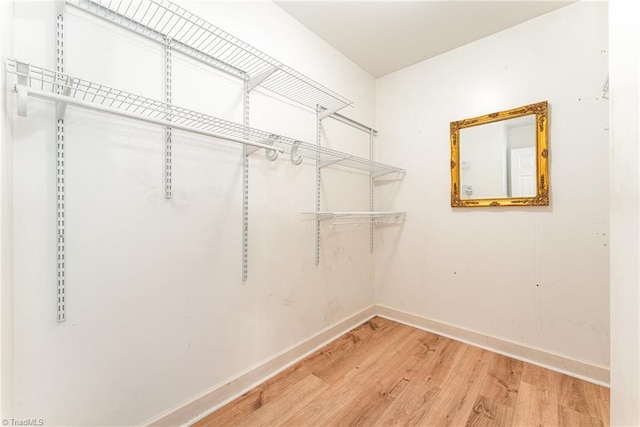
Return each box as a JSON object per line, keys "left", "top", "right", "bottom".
{"left": 459, "top": 115, "right": 536, "bottom": 199}
{"left": 450, "top": 101, "right": 549, "bottom": 207}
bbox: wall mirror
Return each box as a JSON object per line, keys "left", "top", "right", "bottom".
{"left": 450, "top": 101, "right": 549, "bottom": 207}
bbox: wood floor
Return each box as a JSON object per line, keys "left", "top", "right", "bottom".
{"left": 194, "top": 317, "right": 610, "bottom": 426}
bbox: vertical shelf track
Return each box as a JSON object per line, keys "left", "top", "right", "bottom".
{"left": 55, "top": 1, "right": 66, "bottom": 322}
{"left": 242, "top": 78, "right": 250, "bottom": 281}
{"left": 315, "top": 106, "right": 322, "bottom": 265}
{"left": 369, "top": 129, "right": 374, "bottom": 253}
{"left": 164, "top": 37, "right": 173, "bottom": 199}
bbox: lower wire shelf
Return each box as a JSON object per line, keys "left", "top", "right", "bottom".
{"left": 6, "top": 58, "right": 404, "bottom": 176}
{"left": 302, "top": 211, "right": 406, "bottom": 226}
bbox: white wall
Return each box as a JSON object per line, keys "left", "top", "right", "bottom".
{"left": 376, "top": 1, "right": 609, "bottom": 373}
{"left": 609, "top": 0, "right": 640, "bottom": 423}
{"left": 1, "top": 0, "right": 15, "bottom": 420}
{"left": 7, "top": 1, "right": 375, "bottom": 424}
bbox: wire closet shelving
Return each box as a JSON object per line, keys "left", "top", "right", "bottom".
{"left": 8, "top": 59, "right": 406, "bottom": 176}
{"left": 303, "top": 212, "right": 407, "bottom": 226}
{"left": 66, "top": 0, "right": 353, "bottom": 114}
{"left": 10, "top": 0, "right": 406, "bottom": 320}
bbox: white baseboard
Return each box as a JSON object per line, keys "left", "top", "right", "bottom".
{"left": 375, "top": 304, "right": 610, "bottom": 387}
{"left": 144, "top": 305, "right": 378, "bottom": 426}
{"left": 145, "top": 303, "right": 609, "bottom": 426}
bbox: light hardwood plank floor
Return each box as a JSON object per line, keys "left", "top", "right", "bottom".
{"left": 194, "top": 317, "right": 609, "bottom": 426}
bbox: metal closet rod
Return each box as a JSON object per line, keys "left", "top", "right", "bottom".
{"left": 305, "top": 211, "right": 404, "bottom": 215}
{"left": 21, "top": 87, "right": 285, "bottom": 153}
{"left": 329, "top": 112, "right": 378, "bottom": 136}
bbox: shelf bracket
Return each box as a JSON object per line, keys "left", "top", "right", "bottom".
{"left": 247, "top": 66, "right": 279, "bottom": 92}
{"left": 245, "top": 135, "right": 278, "bottom": 156}
{"left": 15, "top": 62, "right": 30, "bottom": 117}
{"left": 371, "top": 170, "right": 401, "bottom": 179}
{"left": 245, "top": 145, "right": 261, "bottom": 156}
{"left": 318, "top": 104, "right": 347, "bottom": 121}
{"left": 15, "top": 85, "right": 28, "bottom": 117}
{"left": 55, "top": 77, "right": 75, "bottom": 120}
{"left": 319, "top": 156, "right": 350, "bottom": 169}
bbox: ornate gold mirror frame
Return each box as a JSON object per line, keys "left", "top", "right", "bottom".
{"left": 450, "top": 101, "right": 549, "bottom": 207}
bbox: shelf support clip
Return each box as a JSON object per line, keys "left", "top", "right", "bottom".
{"left": 319, "top": 156, "right": 350, "bottom": 169}
{"left": 245, "top": 138, "right": 269, "bottom": 155}
{"left": 318, "top": 104, "right": 348, "bottom": 121}
{"left": 247, "top": 66, "right": 279, "bottom": 92}
{"left": 244, "top": 134, "right": 280, "bottom": 157}
{"left": 14, "top": 62, "right": 30, "bottom": 117}
{"left": 56, "top": 76, "right": 76, "bottom": 120}
{"left": 371, "top": 169, "right": 404, "bottom": 179}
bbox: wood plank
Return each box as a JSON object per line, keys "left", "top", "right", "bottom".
{"left": 311, "top": 319, "right": 413, "bottom": 385}
{"left": 193, "top": 405, "right": 244, "bottom": 427}
{"left": 412, "top": 330, "right": 447, "bottom": 359}
{"left": 345, "top": 330, "right": 426, "bottom": 385}
{"left": 519, "top": 362, "right": 564, "bottom": 392}
{"left": 512, "top": 381, "right": 559, "bottom": 426}
{"left": 559, "top": 405, "right": 605, "bottom": 427}
{"left": 419, "top": 336, "right": 466, "bottom": 387}
{"left": 275, "top": 377, "right": 365, "bottom": 426}
{"left": 598, "top": 396, "right": 611, "bottom": 427}
{"left": 235, "top": 374, "right": 328, "bottom": 427}
{"left": 421, "top": 345, "right": 492, "bottom": 426}
{"left": 375, "top": 378, "right": 441, "bottom": 426}
{"left": 479, "top": 353, "right": 524, "bottom": 408}
{"left": 375, "top": 335, "right": 457, "bottom": 426}
{"left": 466, "top": 395, "right": 514, "bottom": 427}
{"left": 558, "top": 375, "right": 607, "bottom": 420}
{"left": 323, "top": 350, "right": 421, "bottom": 426}
{"left": 597, "top": 383, "right": 611, "bottom": 402}
{"left": 304, "top": 316, "right": 395, "bottom": 383}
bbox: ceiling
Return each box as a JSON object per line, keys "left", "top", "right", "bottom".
{"left": 275, "top": 1, "right": 575, "bottom": 77}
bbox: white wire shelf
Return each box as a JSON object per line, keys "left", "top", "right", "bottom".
{"left": 66, "top": 0, "right": 353, "bottom": 113}
{"left": 302, "top": 211, "right": 406, "bottom": 226}
{"left": 7, "top": 59, "right": 404, "bottom": 176}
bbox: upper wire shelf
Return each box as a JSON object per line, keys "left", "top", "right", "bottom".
{"left": 65, "top": 0, "right": 353, "bottom": 113}
{"left": 7, "top": 59, "right": 403, "bottom": 176}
